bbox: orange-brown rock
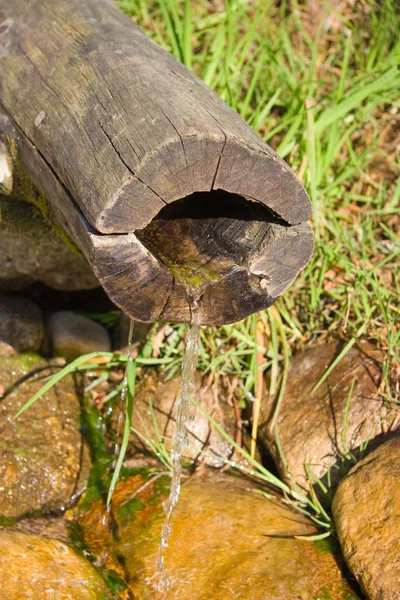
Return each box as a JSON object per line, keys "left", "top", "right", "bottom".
{"left": 0, "top": 530, "right": 112, "bottom": 599}
{"left": 78, "top": 472, "right": 359, "bottom": 599}
{"left": 333, "top": 436, "right": 400, "bottom": 600}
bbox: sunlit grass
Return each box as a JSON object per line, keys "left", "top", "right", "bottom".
{"left": 116, "top": 0, "right": 399, "bottom": 402}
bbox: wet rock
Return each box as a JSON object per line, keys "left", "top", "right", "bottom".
{"left": 0, "top": 530, "right": 112, "bottom": 599}
{"left": 0, "top": 354, "right": 90, "bottom": 518}
{"left": 78, "top": 472, "right": 359, "bottom": 599}
{"left": 333, "top": 436, "right": 400, "bottom": 600}
{"left": 9, "top": 515, "right": 71, "bottom": 543}
{"left": 258, "top": 342, "right": 398, "bottom": 490}
{"left": 127, "top": 373, "right": 237, "bottom": 467}
{"left": 47, "top": 311, "right": 111, "bottom": 361}
{"left": 76, "top": 472, "right": 171, "bottom": 581}
{"left": 0, "top": 195, "right": 98, "bottom": 291}
{"left": 0, "top": 294, "right": 44, "bottom": 352}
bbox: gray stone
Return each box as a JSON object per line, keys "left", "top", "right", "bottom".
{"left": 0, "top": 354, "right": 90, "bottom": 518}
{"left": 0, "top": 195, "right": 98, "bottom": 291}
{"left": 47, "top": 311, "right": 111, "bottom": 361}
{"left": 0, "top": 294, "right": 44, "bottom": 352}
{"left": 258, "top": 342, "right": 399, "bottom": 490}
{"left": 333, "top": 436, "right": 400, "bottom": 600}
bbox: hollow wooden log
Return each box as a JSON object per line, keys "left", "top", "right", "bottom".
{"left": 0, "top": 0, "right": 313, "bottom": 325}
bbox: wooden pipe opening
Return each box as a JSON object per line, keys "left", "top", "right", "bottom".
{"left": 136, "top": 190, "right": 284, "bottom": 292}
{"left": 126, "top": 189, "right": 314, "bottom": 325}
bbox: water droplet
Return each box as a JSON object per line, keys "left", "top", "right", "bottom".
{"left": 101, "top": 514, "right": 108, "bottom": 527}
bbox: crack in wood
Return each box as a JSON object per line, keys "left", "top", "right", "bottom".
{"left": 211, "top": 132, "right": 227, "bottom": 191}
{"left": 98, "top": 121, "right": 165, "bottom": 205}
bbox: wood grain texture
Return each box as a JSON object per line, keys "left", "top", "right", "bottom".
{"left": 0, "top": 0, "right": 314, "bottom": 325}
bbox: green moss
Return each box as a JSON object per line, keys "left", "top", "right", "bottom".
{"left": 0, "top": 352, "right": 42, "bottom": 371}
{"left": 169, "top": 261, "right": 221, "bottom": 290}
{"left": 98, "top": 593, "right": 114, "bottom": 600}
{"left": 137, "top": 217, "right": 223, "bottom": 291}
{"left": 117, "top": 497, "right": 145, "bottom": 520}
{"left": 98, "top": 569, "right": 128, "bottom": 596}
{"left": 79, "top": 396, "right": 113, "bottom": 510}
{"left": 147, "top": 495, "right": 161, "bottom": 507}
{"left": 10, "top": 447, "right": 28, "bottom": 459}
{"left": 153, "top": 474, "right": 171, "bottom": 497}
{"left": 119, "top": 466, "right": 150, "bottom": 479}
{"left": 0, "top": 516, "right": 16, "bottom": 527}
{"left": 314, "top": 538, "right": 339, "bottom": 555}
{"left": 5, "top": 137, "right": 82, "bottom": 256}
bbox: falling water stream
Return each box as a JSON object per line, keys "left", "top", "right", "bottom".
{"left": 155, "top": 295, "right": 201, "bottom": 592}
{"left": 110, "top": 295, "right": 202, "bottom": 591}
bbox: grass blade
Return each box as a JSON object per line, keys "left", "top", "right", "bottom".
{"left": 14, "top": 352, "right": 113, "bottom": 419}
{"left": 107, "top": 358, "right": 137, "bottom": 505}
{"left": 315, "top": 68, "right": 399, "bottom": 133}
{"left": 311, "top": 312, "right": 375, "bottom": 394}
{"left": 182, "top": 0, "right": 192, "bottom": 69}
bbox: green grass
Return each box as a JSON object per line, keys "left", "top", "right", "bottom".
{"left": 116, "top": 0, "right": 399, "bottom": 402}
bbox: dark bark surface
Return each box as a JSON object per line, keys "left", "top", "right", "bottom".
{"left": 0, "top": 0, "right": 313, "bottom": 324}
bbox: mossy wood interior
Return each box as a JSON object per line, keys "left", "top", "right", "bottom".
{"left": 0, "top": 0, "right": 313, "bottom": 324}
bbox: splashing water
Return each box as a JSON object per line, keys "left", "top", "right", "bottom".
{"left": 155, "top": 296, "right": 201, "bottom": 593}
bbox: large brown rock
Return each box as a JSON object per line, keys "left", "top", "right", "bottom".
{"left": 126, "top": 373, "right": 237, "bottom": 467}
{"left": 0, "top": 294, "right": 44, "bottom": 352}
{"left": 258, "top": 342, "right": 398, "bottom": 490}
{"left": 0, "top": 195, "right": 98, "bottom": 291}
{"left": 0, "top": 530, "right": 112, "bottom": 599}
{"left": 0, "top": 354, "right": 89, "bottom": 517}
{"left": 78, "top": 472, "right": 359, "bottom": 599}
{"left": 333, "top": 436, "right": 400, "bottom": 600}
